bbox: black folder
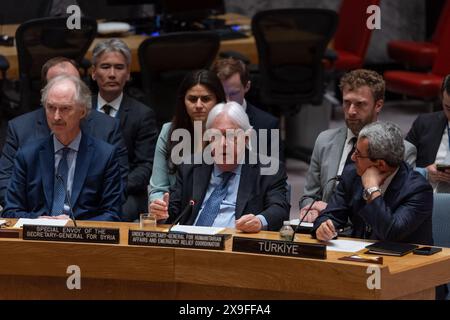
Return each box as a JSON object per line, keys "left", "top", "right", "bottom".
{"left": 365, "top": 241, "right": 418, "bottom": 256}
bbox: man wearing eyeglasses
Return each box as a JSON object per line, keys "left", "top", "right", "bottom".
{"left": 312, "top": 121, "right": 432, "bottom": 245}
{"left": 299, "top": 69, "right": 417, "bottom": 223}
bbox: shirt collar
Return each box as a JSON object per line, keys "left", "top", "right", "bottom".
{"left": 97, "top": 92, "right": 123, "bottom": 112}
{"left": 241, "top": 99, "right": 247, "bottom": 111}
{"left": 213, "top": 164, "right": 242, "bottom": 178}
{"left": 380, "top": 167, "right": 399, "bottom": 194}
{"left": 346, "top": 128, "right": 357, "bottom": 145}
{"left": 53, "top": 131, "right": 82, "bottom": 153}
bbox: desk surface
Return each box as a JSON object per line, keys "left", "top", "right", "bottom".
{"left": 0, "top": 13, "right": 257, "bottom": 80}
{"left": 0, "top": 219, "right": 449, "bottom": 300}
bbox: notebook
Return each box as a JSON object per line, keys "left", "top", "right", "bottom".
{"left": 365, "top": 241, "right": 418, "bottom": 256}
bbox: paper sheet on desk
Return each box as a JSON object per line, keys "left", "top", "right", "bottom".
{"left": 326, "top": 239, "right": 373, "bottom": 253}
{"left": 170, "top": 225, "right": 225, "bottom": 235}
{"left": 0, "top": 219, "right": 7, "bottom": 226}
{"left": 289, "top": 219, "right": 313, "bottom": 228}
{"left": 13, "top": 218, "right": 69, "bottom": 228}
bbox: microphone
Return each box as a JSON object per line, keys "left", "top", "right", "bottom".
{"left": 293, "top": 175, "right": 342, "bottom": 241}
{"left": 55, "top": 174, "right": 77, "bottom": 227}
{"left": 168, "top": 199, "right": 195, "bottom": 232}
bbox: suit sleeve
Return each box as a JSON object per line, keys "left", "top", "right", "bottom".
{"left": 0, "top": 121, "right": 20, "bottom": 206}
{"left": 300, "top": 134, "right": 324, "bottom": 208}
{"left": 311, "top": 172, "right": 354, "bottom": 237}
{"left": 108, "top": 118, "right": 129, "bottom": 198}
{"left": 127, "top": 108, "right": 158, "bottom": 194}
{"left": 405, "top": 116, "right": 420, "bottom": 147}
{"left": 259, "top": 164, "right": 290, "bottom": 231}
{"left": 92, "top": 147, "right": 122, "bottom": 221}
{"left": 148, "top": 125, "right": 171, "bottom": 203}
{"left": 358, "top": 181, "right": 433, "bottom": 242}
{"left": 1, "top": 149, "right": 42, "bottom": 219}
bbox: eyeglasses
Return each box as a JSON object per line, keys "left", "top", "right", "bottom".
{"left": 352, "top": 148, "right": 371, "bottom": 159}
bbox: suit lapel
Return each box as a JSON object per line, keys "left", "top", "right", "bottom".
{"left": 117, "top": 94, "right": 130, "bottom": 128}
{"left": 382, "top": 163, "right": 407, "bottom": 207}
{"left": 71, "top": 134, "right": 94, "bottom": 206}
{"left": 191, "top": 164, "right": 213, "bottom": 221}
{"left": 328, "top": 127, "right": 347, "bottom": 178}
{"left": 235, "top": 163, "right": 257, "bottom": 219}
{"left": 430, "top": 112, "right": 448, "bottom": 158}
{"left": 39, "top": 137, "right": 55, "bottom": 210}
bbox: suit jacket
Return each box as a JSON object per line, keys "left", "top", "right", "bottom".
{"left": 168, "top": 154, "right": 290, "bottom": 231}
{"left": 246, "top": 102, "right": 283, "bottom": 161}
{"left": 406, "top": 111, "right": 448, "bottom": 168}
{"left": 0, "top": 108, "right": 128, "bottom": 206}
{"left": 93, "top": 94, "right": 158, "bottom": 195}
{"left": 312, "top": 162, "right": 433, "bottom": 245}
{"left": 2, "top": 134, "right": 122, "bottom": 221}
{"left": 301, "top": 126, "right": 418, "bottom": 208}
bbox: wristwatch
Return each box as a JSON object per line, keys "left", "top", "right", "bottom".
{"left": 363, "top": 186, "right": 382, "bottom": 201}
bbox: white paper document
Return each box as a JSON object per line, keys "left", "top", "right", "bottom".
{"left": 0, "top": 219, "right": 7, "bottom": 226}
{"left": 289, "top": 219, "right": 313, "bottom": 228}
{"left": 325, "top": 239, "right": 373, "bottom": 253}
{"left": 170, "top": 225, "right": 225, "bottom": 235}
{"left": 13, "top": 218, "right": 69, "bottom": 228}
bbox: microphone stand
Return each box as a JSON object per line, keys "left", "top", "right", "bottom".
{"left": 168, "top": 200, "right": 195, "bottom": 233}
{"left": 293, "top": 175, "right": 342, "bottom": 241}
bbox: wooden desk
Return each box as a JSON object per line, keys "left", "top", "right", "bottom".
{"left": 1, "top": 220, "right": 449, "bottom": 300}
{"left": 0, "top": 13, "right": 257, "bottom": 80}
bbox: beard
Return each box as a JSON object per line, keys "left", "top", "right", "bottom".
{"left": 345, "top": 116, "right": 374, "bottom": 135}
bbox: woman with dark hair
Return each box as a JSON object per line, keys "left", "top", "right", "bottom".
{"left": 148, "top": 69, "right": 226, "bottom": 207}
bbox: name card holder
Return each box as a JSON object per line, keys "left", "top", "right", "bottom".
{"left": 23, "top": 225, "right": 120, "bottom": 244}
{"left": 232, "top": 237, "right": 327, "bottom": 259}
{"left": 128, "top": 230, "right": 230, "bottom": 250}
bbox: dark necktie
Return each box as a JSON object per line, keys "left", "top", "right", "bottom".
{"left": 52, "top": 147, "right": 70, "bottom": 216}
{"left": 345, "top": 137, "right": 357, "bottom": 166}
{"left": 196, "top": 172, "right": 234, "bottom": 227}
{"left": 103, "top": 104, "right": 113, "bottom": 116}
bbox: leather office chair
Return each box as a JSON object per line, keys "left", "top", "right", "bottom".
{"left": 329, "top": 0, "right": 380, "bottom": 71}
{"left": 384, "top": 17, "right": 450, "bottom": 107}
{"left": 138, "top": 31, "right": 220, "bottom": 127}
{"left": 1, "top": 16, "right": 97, "bottom": 118}
{"left": 251, "top": 8, "right": 337, "bottom": 161}
{"left": 388, "top": 0, "right": 450, "bottom": 70}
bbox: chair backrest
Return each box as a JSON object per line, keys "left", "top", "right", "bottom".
{"left": 251, "top": 8, "right": 338, "bottom": 109}
{"left": 15, "top": 16, "right": 97, "bottom": 113}
{"left": 432, "top": 13, "right": 450, "bottom": 76}
{"left": 333, "top": 0, "right": 380, "bottom": 60}
{"left": 431, "top": 0, "right": 450, "bottom": 44}
{"left": 432, "top": 193, "right": 450, "bottom": 248}
{"left": 138, "top": 31, "right": 220, "bottom": 126}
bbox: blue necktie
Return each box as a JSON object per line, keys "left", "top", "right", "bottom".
{"left": 52, "top": 148, "right": 69, "bottom": 216}
{"left": 196, "top": 172, "right": 234, "bottom": 227}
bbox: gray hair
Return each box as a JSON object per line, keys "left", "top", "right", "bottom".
{"left": 41, "top": 74, "right": 92, "bottom": 112}
{"left": 205, "top": 101, "right": 252, "bottom": 131}
{"left": 92, "top": 38, "right": 131, "bottom": 66}
{"left": 358, "top": 121, "right": 404, "bottom": 167}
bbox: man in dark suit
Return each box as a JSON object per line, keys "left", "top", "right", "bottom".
{"left": 91, "top": 39, "right": 158, "bottom": 222}
{"left": 150, "top": 102, "right": 289, "bottom": 232}
{"left": 312, "top": 121, "right": 433, "bottom": 245}
{"left": 2, "top": 75, "right": 122, "bottom": 221}
{"left": 406, "top": 75, "right": 450, "bottom": 192}
{"left": 211, "top": 57, "right": 282, "bottom": 160}
{"left": 0, "top": 57, "right": 128, "bottom": 211}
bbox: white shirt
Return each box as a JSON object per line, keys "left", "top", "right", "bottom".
{"left": 433, "top": 121, "right": 450, "bottom": 192}
{"left": 96, "top": 93, "right": 123, "bottom": 118}
{"left": 337, "top": 129, "right": 357, "bottom": 176}
{"left": 380, "top": 168, "right": 399, "bottom": 195}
